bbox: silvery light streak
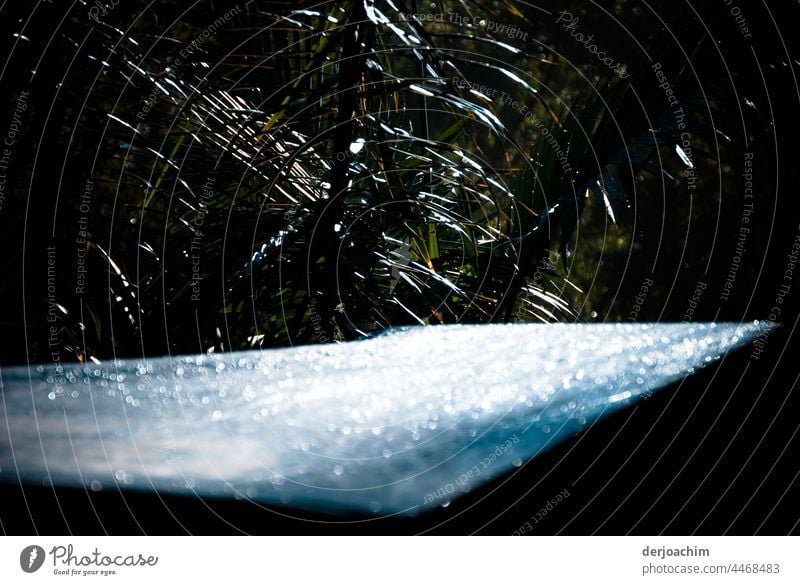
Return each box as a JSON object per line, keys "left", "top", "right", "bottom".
{"left": 0, "top": 322, "right": 770, "bottom": 515}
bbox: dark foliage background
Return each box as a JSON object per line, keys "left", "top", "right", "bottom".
{"left": 1, "top": 0, "right": 794, "bottom": 365}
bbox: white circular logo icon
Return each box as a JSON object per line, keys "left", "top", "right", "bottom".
{"left": 20, "top": 545, "right": 46, "bottom": 573}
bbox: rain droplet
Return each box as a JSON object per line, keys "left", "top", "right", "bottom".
{"left": 349, "top": 138, "right": 365, "bottom": 154}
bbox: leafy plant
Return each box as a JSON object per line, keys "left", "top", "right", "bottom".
{"left": 2, "top": 0, "right": 741, "bottom": 360}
